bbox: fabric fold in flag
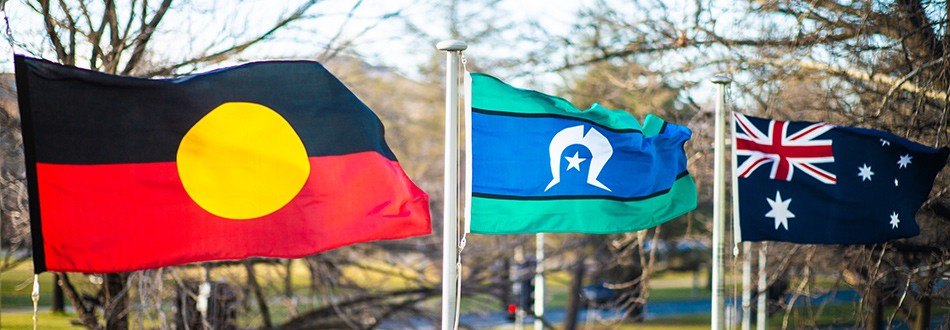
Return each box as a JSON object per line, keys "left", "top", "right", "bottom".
{"left": 734, "top": 112, "right": 948, "bottom": 244}
{"left": 466, "top": 73, "right": 697, "bottom": 234}
{"left": 15, "top": 55, "right": 431, "bottom": 273}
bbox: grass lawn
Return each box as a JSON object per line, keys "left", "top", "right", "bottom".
{"left": 0, "top": 312, "right": 85, "bottom": 330}
{"left": 1, "top": 261, "right": 62, "bottom": 309}
{"left": 4, "top": 260, "right": 946, "bottom": 329}
{"left": 2, "top": 258, "right": 433, "bottom": 328}
{"left": 648, "top": 286, "right": 710, "bottom": 302}
{"left": 488, "top": 315, "right": 710, "bottom": 330}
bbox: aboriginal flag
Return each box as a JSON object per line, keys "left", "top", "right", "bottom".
{"left": 15, "top": 55, "right": 431, "bottom": 273}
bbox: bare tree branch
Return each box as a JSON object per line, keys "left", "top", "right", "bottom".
{"left": 38, "top": 0, "right": 68, "bottom": 64}
{"left": 143, "top": 0, "right": 319, "bottom": 77}
{"left": 120, "top": 0, "right": 172, "bottom": 75}
{"left": 743, "top": 58, "right": 949, "bottom": 102}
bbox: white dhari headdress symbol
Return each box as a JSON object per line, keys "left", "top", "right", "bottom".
{"left": 545, "top": 125, "right": 613, "bottom": 192}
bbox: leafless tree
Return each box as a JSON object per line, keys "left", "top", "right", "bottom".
{"left": 549, "top": 0, "right": 950, "bottom": 328}
{"left": 2, "top": 0, "right": 414, "bottom": 328}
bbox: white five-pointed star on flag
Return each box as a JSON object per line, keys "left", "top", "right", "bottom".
{"left": 564, "top": 151, "right": 587, "bottom": 171}
{"left": 766, "top": 191, "right": 795, "bottom": 230}
{"left": 857, "top": 164, "right": 874, "bottom": 181}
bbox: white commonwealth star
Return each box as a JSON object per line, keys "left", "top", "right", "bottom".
{"left": 898, "top": 154, "right": 913, "bottom": 168}
{"left": 766, "top": 191, "right": 795, "bottom": 231}
{"left": 564, "top": 151, "right": 587, "bottom": 171}
{"left": 857, "top": 164, "right": 874, "bottom": 181}
{"left": 889, "top": 212, "right": 900, "bottom": 229}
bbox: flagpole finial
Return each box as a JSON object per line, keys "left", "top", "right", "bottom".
{"left": 711, "top": 74, "right": 732, "bottom": 85}
{"left": 437, "top": 40, "right": 468, "bottom": 51}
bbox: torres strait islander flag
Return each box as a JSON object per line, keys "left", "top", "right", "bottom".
{"left": 734, "top": 112, "right": 948, "bottom": 244}
{"left": 15, "top": 56, "right": 431, "bottom": 273}
{"left": 466, "top": 73, "right": 697, "bottom": 234}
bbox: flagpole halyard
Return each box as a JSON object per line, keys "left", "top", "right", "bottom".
{"left": 437, "top": 40, "right": 467, "bottom": 330}
{"left": 711, "top": 74, "right": 732, "bottom": 330}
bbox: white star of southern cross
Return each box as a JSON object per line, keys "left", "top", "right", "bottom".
{"left": 889, "top": 212, "right": 900, "bottom": 229}
{"left": 898, "top": 154, "right": 913, "bottom": 168}
{"left": 857, "top": 164, "right": 874, "bottom": 181}
{"left": 880, "top": 138, "right": 890, "bottom": 147}
{"left": 894, "top": 178, "right": 899, "bottom": 187}
{"left": 766, "top": 191, "right": 795, "bottom": 231}
{"left": 564, "top": 151, "right": 587, "bottom": 171}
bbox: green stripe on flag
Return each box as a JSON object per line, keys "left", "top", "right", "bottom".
{"left": 471, "top": 73, "right": 669, "bottom": 135}
{"left": 469, "top": 174, "right": 697, "bottom": 234}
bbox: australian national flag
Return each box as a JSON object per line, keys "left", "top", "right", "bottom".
{"left": 734, "top": 112, "right": 948, "bottom": 244}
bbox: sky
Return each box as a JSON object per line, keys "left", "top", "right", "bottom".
{"left": 0, "top": 0, "right": 738, "bottom": 105}
{"left": 0, "top": 1, "right": 580, "bottom": 79}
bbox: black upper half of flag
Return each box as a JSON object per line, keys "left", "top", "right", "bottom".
{"left": 14, "top": 55, "right": 396, "bottom": 164}
{"left": 736, "top": 113, "right": 949, "bottom": 244}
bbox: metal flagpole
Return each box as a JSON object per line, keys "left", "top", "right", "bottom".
{"left": 437, "top": 40, "right": 467, "bottom": 330}
{"left": 711, "top": 74, "right": 732, "bottom": 330}
{"left": 729, "top": 74, "right": 744, "bottom": 330}
{"left": 534, "top": 233, "right": 545, "bottom": 330}
{"left": 757, "top": 243, "right": 768, "bottom": 330}
{"left": 741, "top": 242, "right": 752, "bottom": 330}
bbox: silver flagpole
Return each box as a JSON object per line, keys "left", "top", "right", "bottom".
{"left": 711, "top": 74, "right": 732, "bottom": 330}
{"left": 437, "top": 40, "right": 467, "bottom": 330}
{"left": 729, "top": 73, "right": 746, "bottom": 330}
{"left": 534, "top": 233, "right": 545, "bottom": 330}
{"left": 741, "top": 242, "right": 752, "bottom": 330}
{"left": 757, "top": 243, "right": 768, "bottom": 330}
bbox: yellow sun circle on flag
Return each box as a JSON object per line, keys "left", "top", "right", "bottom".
{"left": 177, "top": 102, "right": 310, "bottom": 220}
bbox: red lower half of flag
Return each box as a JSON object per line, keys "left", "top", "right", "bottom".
{"left": 34, "top": 152, "right": 431, "bottom": 273}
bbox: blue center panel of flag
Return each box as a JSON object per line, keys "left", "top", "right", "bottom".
{"left": 471, "top": 110, "right": 689, "bottom": 200}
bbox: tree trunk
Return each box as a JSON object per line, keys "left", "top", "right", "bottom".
{"left": 914, "top": 296, "right": 931, "bottom": 330}
{"left": 103, "top": 273, "right": 129, "bottom": 330}
{"left": 563, "top": 259, "right": 585, "bottom": 330}
{"left": 499, "top": 257, "right": 511, "bottom": 310}
{"left": 245, "top": 260, "right": 273, "bottom": 329}
{"left": 51, "top": 273, "right": 65, "bottom": 313}
{"left": 58, "top": 273, "right": 100, "bottom": 329}
{"left": 284, "top": 259, "right": 293, "bottom": 298}
{"left": 867, "top": 288, "right": 883, "bottom": 330}
{"left": 284, "top": 259, "right": 297, "bottom": 318}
